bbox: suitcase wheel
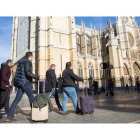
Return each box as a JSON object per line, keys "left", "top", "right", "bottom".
{"left": 82, "top": 113, "right": 85, "bottom": 116}
{"left": 31, "top": 120, "right": 34, "bottom": 123}
{"left": 44, "top": 120, "right": 48, "bottom": 123}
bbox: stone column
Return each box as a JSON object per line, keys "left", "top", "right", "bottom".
{"left": 68, "top": 17, "right": 77, "bottom": 74}
{"left": 108, "top": 37, "right": 122, "bottom": 87}
{"left": 38, "top": 17, "right": 49, "bottom": 79}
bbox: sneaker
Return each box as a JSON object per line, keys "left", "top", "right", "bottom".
{"left": 12, "top": 114, "right": 17, "bottom": 117}
{"left": 3, "top": 114, "right": 7, "bottom": 117}
{"left": 62, "top": 111, "right": 70, "bottom": 115}
{"left": 5, "top": 117, "right": 17, "bottom": 122}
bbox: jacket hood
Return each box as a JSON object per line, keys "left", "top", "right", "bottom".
{"left": 19, "top": 58, "right": 30, "bottom": 64}
{"left": 1, "top": 63, "right": 9, "bottom": 68}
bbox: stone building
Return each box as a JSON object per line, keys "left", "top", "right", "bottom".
{"left": 11, "top": 16, "right": 140, "bottom": 88}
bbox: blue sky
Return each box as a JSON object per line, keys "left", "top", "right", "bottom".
{"left": 0, "top": 16, "right": 140, "bottom": 66}
{"left": 0, "top": 17, "right": 13, "bottom": 66}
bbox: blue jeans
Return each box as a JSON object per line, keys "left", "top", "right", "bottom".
{"left": 7, "top": 84, "right": 34, "bottom": 117}
{"left": 62, "top": 87, "right": 79, "bottom": 113}
{"left": 47, "top": 89, "right": 62, "bottom": 109}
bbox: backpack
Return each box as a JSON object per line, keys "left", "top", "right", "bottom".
{"left": 13, "top": 63, "right": 26, "bottom": 87}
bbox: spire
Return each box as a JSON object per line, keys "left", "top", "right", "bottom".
{"left": 108, "top": 19, "right": 112, "bottom": 29}
{"left": 91, "top": 22, "right": 93, "bottom": 36}
{"left": 81, "top": 19, "right": 83, "bottom": 26}
{"left": 81, "top": 20, "right": 83, "bottom": 33}
{"left": 83, "top": 22, "right": 85, "bottom": 33}
{"left": 99, "top": 25, "right": 101, "bottom": 36}
{"left": 90, "top": 22, "right": 92, "bottom": 30}
{"left": 94, "top": 24, "right": 96, "bottom": 30}
{"left": 94, "top": 25, "right": 96, "bottom": 35}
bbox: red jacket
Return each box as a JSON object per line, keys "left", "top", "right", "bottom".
{"left": 0, "top": 63, "right": 11, "bottom": 90}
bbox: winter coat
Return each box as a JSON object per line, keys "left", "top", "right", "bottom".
{"left": 45, "top": 69, "right": 57, "bottom": 92}
{"left": 14, "top": 58, "right": 39, "bottom": 87}
{"left": 0, "top": 63, "right": 11, "bottom": 90}
{"left": 62, "top": 68, "right": 83, "bottom": 87}
{"left": 33, "top": 93, "right": 54, "bottom": 111}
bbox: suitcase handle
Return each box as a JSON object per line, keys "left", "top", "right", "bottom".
{"left": 83, "top": 83, "right": 88, "bottom": 97}
{"left": 38, "top": 80, "right": 45, "bottom": 95}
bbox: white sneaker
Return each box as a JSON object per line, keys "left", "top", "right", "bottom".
{"left": 12, "top": 114, "right": 17, "bottom": 117}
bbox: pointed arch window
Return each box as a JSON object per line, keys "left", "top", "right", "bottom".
{"left": 88, "top": 62, "right": 94, "bottom": 78}
{"left": 123, "top": 63, "right": 129, "bottom": 75}
{"left": 86, "top": 36, "right": 92, "bottom": 55}
{"left": 128, "top": 32, "right": 134, "bottom": 47}
{"left": 77, "top": 61, "right": 83, "bottom": 78}
{"left": 76, "top": 34, "right": 82, "bottom": 54}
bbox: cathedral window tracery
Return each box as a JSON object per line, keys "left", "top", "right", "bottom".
{"left": 128, "top": 32, "right": 134, "bottom": 47}
{"left": 76, "top": 34, "right": 82, "bottom": 54}
{"left": 77, "top": 61, "right": 83, "bottom": 78}
{"left": 88, "top": 62, "right": 94, "bottom": 78}
{"left": 86, "top": 36, "right": 92, "bottom": 55}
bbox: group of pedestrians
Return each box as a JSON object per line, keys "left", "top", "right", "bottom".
{"left": 90, "top": 79, "right": 114, "bottom": 96}
{"left": 124, "top": 80, "right": 140, "bottom": 93}
{"left": 0, "top": 52, "right": 87, "bottom": 122}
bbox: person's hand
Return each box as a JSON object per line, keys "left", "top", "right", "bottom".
{"left": 75, "top": 81, "right": 77, "bottom": 84}
{"left": 6, "top": 85, "right": 9, "bottom": 87}
{"left": 83, "top": 80, "right": 87, "bottom": 84}
{"left": 39, "top": 77, "right": 44, "bottom": 81}
{"left": 52, "top": 88, "right": 55, "bottom": 91}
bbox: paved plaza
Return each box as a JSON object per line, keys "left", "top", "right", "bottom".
{"left": 0, "top": 89, "right": 140, "bottom": 123}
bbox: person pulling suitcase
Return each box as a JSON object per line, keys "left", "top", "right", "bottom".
{"left": 5, "top": 52, "right": 44, "bottom": 122}
{"left": 61, "top": 62, "right": 87, "bottom": 115}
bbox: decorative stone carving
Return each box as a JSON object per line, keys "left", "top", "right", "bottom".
{"left": 128, "top": 32, "right": 134, "bottom": 47}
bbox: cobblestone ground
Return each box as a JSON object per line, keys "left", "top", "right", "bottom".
{"left": 0, "top": 89, "right": 140, "bottom": 123}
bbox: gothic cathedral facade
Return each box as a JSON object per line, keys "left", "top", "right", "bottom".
{"left": 11, "top": 17, "right": 140, "bottom": 88}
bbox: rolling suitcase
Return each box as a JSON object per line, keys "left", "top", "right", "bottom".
{"left": 31, "top": 81, "right": 49, "bottom": 123}
{"left": 80, "top": 84, "right": 94, "bottom": 115}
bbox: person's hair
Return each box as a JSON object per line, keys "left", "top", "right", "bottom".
{"left": 6, "top": 59, "right": 12, "bottom": 65}
{"left": 50, "top": 64, "right": 56, "bottom": 68}
{"left": 66, "top": 62, "right": 71, "bottom": 68}
{"left": 25, "top": 52, "right": 33, "bottom": 58}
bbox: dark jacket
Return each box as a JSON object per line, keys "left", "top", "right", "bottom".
{"left": 0, "top": 63, "right": 11, "bottom": 90}
{"left": 109, "top": 80, "right": 114, "bottom": 91}
{"left": 14, "top": 58, "right": 39, "bottom": 87}
{"left": 93, "top": 81, "right": 98, "bottom": 89}
{"left": 62, "top": 68, "right": 83, "bottom": 87}
{"left": 45, "top": 69, "right": 56, "bottom": 92}
{"left": 33, "top": 93, "right": 54, "bottom": 112}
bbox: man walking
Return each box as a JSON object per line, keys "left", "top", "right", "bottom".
{"left": 93, "top": 81, "right": 99, "bottom": 95}
{"left": 5, "top": 52, "right": 43, "bottom": 122}
{"left": 45, "top": 64, "right": 62, "bottom": 111}
{"left": 62, "top": 62, "right": 86, "bottom": 115}
{"left": 0, "top": 60, "right": 13, "bottom": 116}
